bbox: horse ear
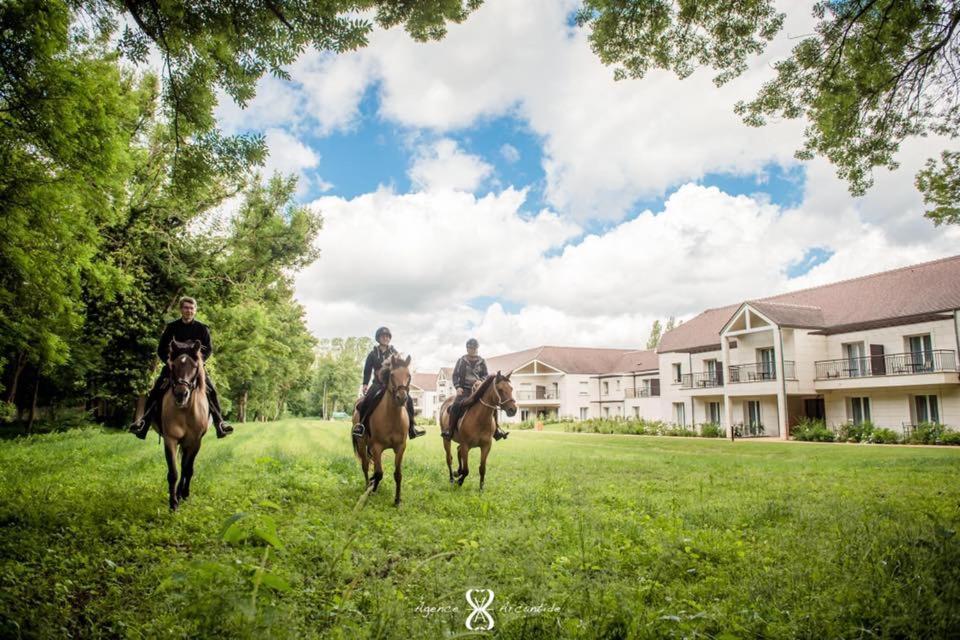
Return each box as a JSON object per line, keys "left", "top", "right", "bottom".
{"left": 191, "top": 340, "right": 202, "bottom": 353}
{"left": 505, "top": 369, "right": 513, "bottom": 381}
{"left": 404, "top": 355, "right": 411, "bottom": 367}
{"left": 496, "top": 370, "right": 502, "bottom": 381}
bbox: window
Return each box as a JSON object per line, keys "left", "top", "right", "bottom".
{"left": 615, "top": 379, "right": 621, "bottom": 391}
{"left": 603, "top": 406, "right": 610, "bottom": 418}
{"left": 746, "top": 401, "right": 761, "bottom": 428}
{"left": 579, "top": 407, "right": 589, "bottom": 420}
{"left": 673, "top": 402, "right": 686, "bottom": 426}
{"left": 907, "top": 335, "right": 934, "bottom": 372}
{"left": 915, "top": 395, "right": 940, "bottom": 424}
{"left": 704, "top": 359, "right": 719, "bottom": 383}
{"left": 849, "top": 397, "right": 871, "bottom": 425}
{"left": 579, "top": 381, "right": 589, "bottom": 396}
{"left": 521, "top": 410, "right": 530, "bottom": 421}
{"left": 672, "top": 363, "right": 682, "bottom": 383}
{"left": 602, "top": 381, "right": 609, "bottom": 395}
{"left": 633, "top": 406, "right": 640, "bottom": 418}
{"left": 843, "top": 342, "right": 866, "bottom": 377}
{"left": 708, "top": 402, "right": 721, "bottom": 425}
{"left": 757, "top": 348, "right": 775, "bottom": 379}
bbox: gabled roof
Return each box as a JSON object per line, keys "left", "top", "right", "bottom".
{"left": 485, "top": 346, "right": 657, "bottom": 375}
{"left": 658, "top": 254, "right": 960, "bottom": 353}
{"left": 412, "top": 372, "right": 437, "bottom": 392}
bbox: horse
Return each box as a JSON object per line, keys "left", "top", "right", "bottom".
{"left": 351, "top": 354, "right": 412, "bottom": 506}
{"left": 158, "top": 339, "right": 210, "bottom": 511}
{"left": 439, "top": 371, "right": 517, "bottom": 490}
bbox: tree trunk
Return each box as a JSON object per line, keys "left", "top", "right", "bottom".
{"left": 239, "top": 390, "right": 248, "bottom": 423}
{"left": 6, "top": 351, "right": 26, "bottom": 404}
{"left": 27, "top": 376, "right": 39, "bottom": 433}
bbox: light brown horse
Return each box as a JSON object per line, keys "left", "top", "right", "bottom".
{"left": 157, "top": 339, "right": 210, "bottom": 511}
{"left": 352, "top": 354, "right": 412, "bottom": 506}
{"left": 439, "top": 371, "right": 517, "bottom": 490}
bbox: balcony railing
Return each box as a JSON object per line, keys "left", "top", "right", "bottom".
{"left": 728, "top": 361, "right": 796, "bottom": 383}
{"left": 624, "top": 387, "right": 657, "bottom": 398}
{"left": 680, "top": 371, "right": 724, "bottom": 389}
{"left": 815, "top": 350, "right": 957, "bottom": 380}
{"left": 517, "top": 390, "right": 561, "bottom": 401}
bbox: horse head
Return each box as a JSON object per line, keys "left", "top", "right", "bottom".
{"left": 168, "top": 339, "right": 203, "bottom": 408}
{"left": 387, "top": 354, "right": 412, "bottom": 405}
{"left": 494, "top": 370, "right": 518, "bottom": 417}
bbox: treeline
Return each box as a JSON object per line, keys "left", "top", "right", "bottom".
{"left": 0, "top": 4, "right": 321, "bottom": 426}
{"left": 288, "top": 337, "right": 374, "bottom": 419}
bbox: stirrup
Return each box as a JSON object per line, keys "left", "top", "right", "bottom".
{"left": 494, "top": 428, "right": 509, "bottom": 441}
{"left": 352, "top": 423, "right": 365, "bottom": 438}
{"left": 214, "top": 421, "right": 234, "bottom": 438}
{"left": 408, "top": 425, "right": 425, "bottom": 439}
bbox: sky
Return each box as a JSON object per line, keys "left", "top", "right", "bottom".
{"left": 213, "top": 0, "right": 960, "bottom": 371}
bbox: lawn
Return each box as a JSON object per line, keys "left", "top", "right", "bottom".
{"left": 1, "top": 419, "right": 958, "bottom": 639}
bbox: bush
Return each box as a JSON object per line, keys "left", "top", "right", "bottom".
{"left": 837, "top": 420, "right": 875, "bottom": 443}
{"left": 870, "top": 428, "right": 900, "bottom": 444}
{"left": 940, "top": 430, "right": 960, "bottom": 446}
{"left": 699, "top": 423, "right": 724, "bottom": 438}
{"left": 907, "top": 422, "right": 947, "bottom": 445}
{"left": 791, "top": 418, "right": 835, "bottom": 442}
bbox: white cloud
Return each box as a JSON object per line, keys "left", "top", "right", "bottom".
{"left": 500, "top": 143, "right": 520, "bottom": 163}
{"left": 408, "top": 138, "right": 494, "bottom": 192}
{"left": 260, "top": 128, "right": 322, "bottom": 195}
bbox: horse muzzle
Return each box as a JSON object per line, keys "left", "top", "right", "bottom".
{"left": 504, "top": 404, "right": 517, "bottom": 417}
{"left": 173, "top": 386, "right": 191, "bottom": 407}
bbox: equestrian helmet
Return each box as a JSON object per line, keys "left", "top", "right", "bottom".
{"left": 375, "top": 326, "right": 392, "bottom": 340}
{"left": 466, "top": 338, "right": 479, "bottom": 349}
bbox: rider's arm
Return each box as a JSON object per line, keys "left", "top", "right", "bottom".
{"left": 362, "top": 351, "right": 375, "bottom": 386}
{"left": 200, "top": 324, "right": 213, "bottom": 360}
{"left": 451, "top": 357, "right": 463, "bottom": 389}
{"left": 477, "top": 359, "right": 489, "bottom": 380}
{"left": 156, "top": 323, "right": 173, "bottom": 362}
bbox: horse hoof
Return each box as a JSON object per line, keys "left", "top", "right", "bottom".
{"left": 169, "top": 501, "right": 179, "bottom": 511}
{"left": 394, "top": 499, "right": 401, "bottom": 507}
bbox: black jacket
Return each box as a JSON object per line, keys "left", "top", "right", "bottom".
{"left": 363, "top": 345, "right": 398, "bottom": 386}
{"left": 452, "top": 355, "right": 488, "bottom": 392}
{"left": 158, "top": 319, "right": 213, "bottom": 362}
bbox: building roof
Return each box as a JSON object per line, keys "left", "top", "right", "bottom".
{"left": 658, "top": 254, "right": 960, "bottom": 353}
{"left": 485, "top": 345, "right": 658, "bottom": 375}
{"left": 411, "top": 372, "right": 437, "bottom": 392}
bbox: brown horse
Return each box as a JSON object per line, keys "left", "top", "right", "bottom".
{"left": 352, "top": 354, "right": 412, "bottom": 506}
{"left": 157, "top": 339, "right": 210, "bottom": 511}
{"left": 439, "top": 371, "right": 517, "bottom": 490}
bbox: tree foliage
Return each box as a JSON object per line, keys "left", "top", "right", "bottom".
{"left": 578, "top": 0, "right": 960, "bottom": 225}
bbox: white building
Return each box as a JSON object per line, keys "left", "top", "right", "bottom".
{"left": 658, "top": 255, "right": 960, "bottom": 438}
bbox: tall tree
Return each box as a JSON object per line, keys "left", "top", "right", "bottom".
{"left": 577, "top": 1, "right": 960, "bottom": 225}
{"left": 646, "top": 320, "right": 663, "bottom": 349}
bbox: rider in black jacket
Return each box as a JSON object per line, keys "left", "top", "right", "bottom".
{"left": 129, "top": 297, "right": 234, "bottom": 439}
{"left": 353, "top": 326, "right": 425, "bottom": 440}
{"left": 442, "top": 338, "right": 508, "bottom": 440}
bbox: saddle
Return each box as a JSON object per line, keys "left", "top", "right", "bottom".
{"left": 355, "top": 384, "right": 388, "bottom": 427}
{"left": 445, "top": 377, "right": 494, "bottom": 434}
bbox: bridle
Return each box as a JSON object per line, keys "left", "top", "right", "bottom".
{"left": 170, "top": 355, "right": 201, "bottom": 391}
{"left": 479, "top": 377, "right": 513, "bottom": 410}
{"left": 388, "top": 368, "right": 410, "bottom": 404}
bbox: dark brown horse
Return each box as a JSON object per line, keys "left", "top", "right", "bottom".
{"left": 439, "top": 371, "right": 517, "bottom": 490}
{"left": 352, "top": 354, "right": 412, "bottom": 506}
{"left": 158, "top": 339, "right": 210, "bottom": 510}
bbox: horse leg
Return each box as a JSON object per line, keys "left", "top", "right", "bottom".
{"left": 478, "top": 442, "right": 491, "bottom": 492}
{"left": 163, "top": 437, "right": 179, "bottom": 511}
{"left": 370, "top": 443, "right": 384, "bottom": 492}
{"left": 457, "top": 444, "right": 469, "bottom": 486}
{"left": 360, "top": 438, "right": 371, "bottom": 486}
{"left": 393, "top": 443, "right": 405, "bottom": 507}
{"left": 444, "top": 437, "right": 455, "bottom": 484}
{"left": 178, "top": 442, "right": 200, "bottom": 502}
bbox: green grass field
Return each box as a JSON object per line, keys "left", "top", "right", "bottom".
{"left": 1, "top": 419, "right": 959, "bottom": 639}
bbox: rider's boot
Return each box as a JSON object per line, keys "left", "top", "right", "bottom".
{"left": 211, "top": 410, "right": 234, "bottom": 439}
{"left": 406, "top": 397, "right": 425, "bottom": 439}
{"left": 129, "top": 406, "right": 154, "bottom": 440}
{"left": 493, "top": 425, "right": 509, "bottom": 441}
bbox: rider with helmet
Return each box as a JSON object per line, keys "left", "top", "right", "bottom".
{"left": 441, "top": 338, "right": 508, "bottom": 440}
{"left": 353, "top": 326, "right": 425, "bottom": 440}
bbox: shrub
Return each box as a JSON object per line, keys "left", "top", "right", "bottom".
{"left": 940, "top": 430, "right": 960, "bottom": 446}
{"left": 837, "top": 420, "right": 875, "bottom": 443}
{"left": 870, "top": 428, "right": 900, "bottom": 444}
{"left": 699, "top": 423, "right": 724, "bottom": 438}
{"left": 792, "top": 418, "right": 835, "bottom": 442}
{"left": 907, "top": 422, "right": 946, "bottom": 445}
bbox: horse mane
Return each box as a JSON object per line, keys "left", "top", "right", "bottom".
{"left": 465, "top": 374, "right": 497, "bottom": 404}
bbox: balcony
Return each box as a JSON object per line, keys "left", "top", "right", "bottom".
{"left": 815, "top": 350, "right": 957, "bottom": 380}
{"left": 517, "top": 389, "right": 561, "bottom": 404}
{"left": 680, "top": 371, "right": 724, "bottom": 389}
{"left": 624, "top": 387, "right": 658, "bottom": 398}
{"left": 728, "top": 361, "right": 796, "bottom": 383}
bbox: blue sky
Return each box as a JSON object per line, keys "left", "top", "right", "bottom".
{"left": 215, "top": 0, "right": 959, "bottom": 366}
